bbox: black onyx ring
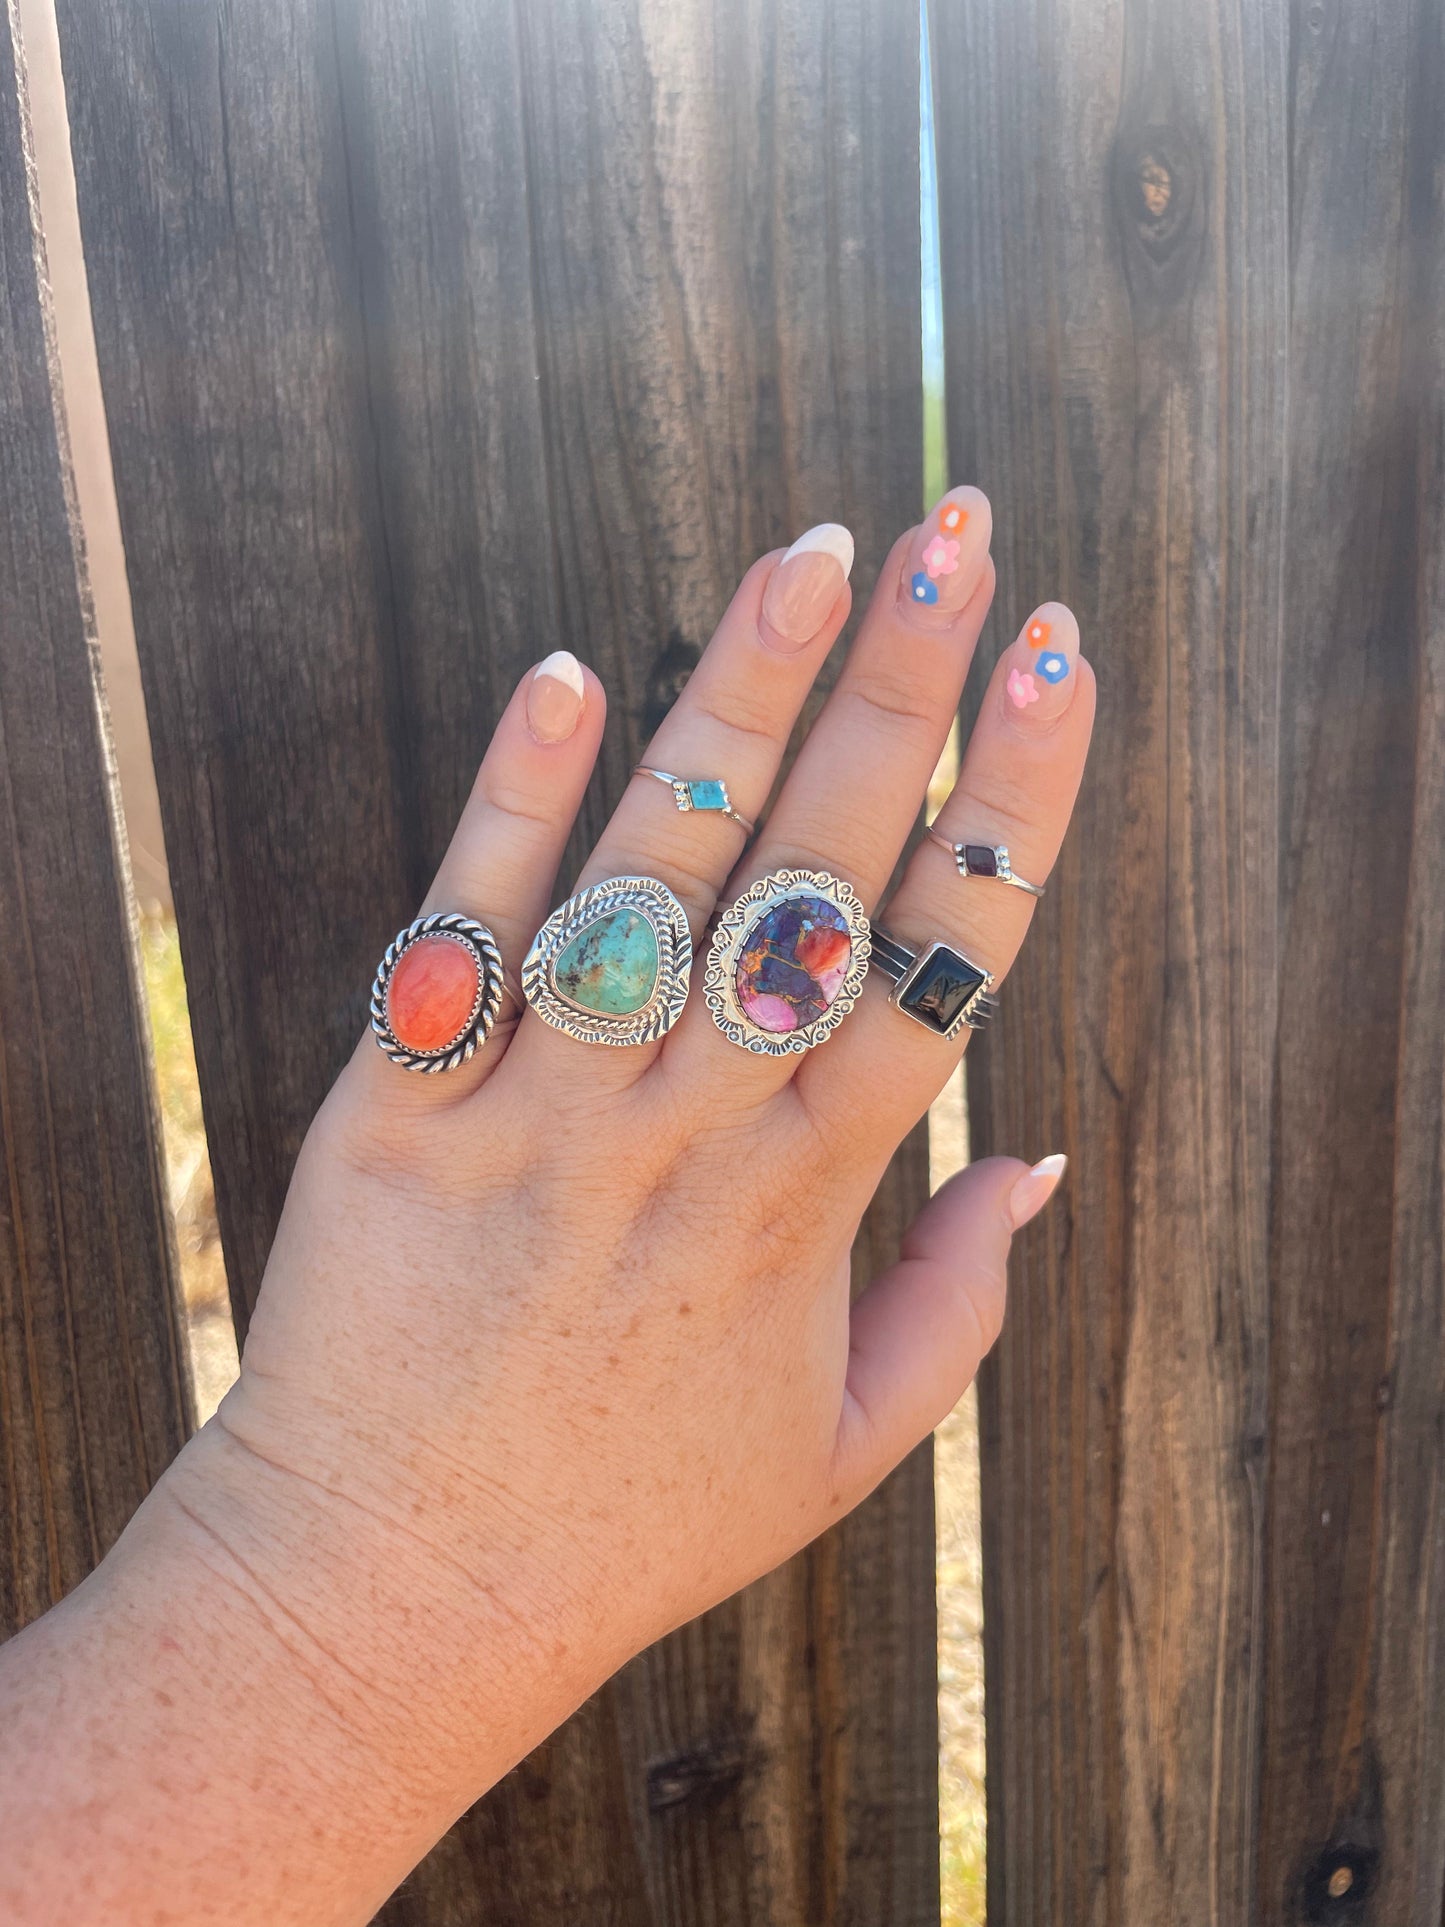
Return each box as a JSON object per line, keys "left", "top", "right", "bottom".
{"left": 926, "top": 828, "right": 1044, "bottom": 899}
{"left": 633, "top": 766, "right": 756, "bottom": 836}
{"left": 870, "top": 927, "right": 997, "bottom": 1042}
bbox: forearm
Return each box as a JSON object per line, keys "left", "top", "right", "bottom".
{"left": 0, "top": 1417, "right": 594, "bottom": 1927}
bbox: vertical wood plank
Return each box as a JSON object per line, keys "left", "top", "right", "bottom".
{"left": 937, "top": 0, "right": 1445, "bottom": 1917}
{"left": 55, "top": 0, "right": 933, "bottom": 1916}
{"left": 0, "top": 0, "right": 189, "bottom": 1641}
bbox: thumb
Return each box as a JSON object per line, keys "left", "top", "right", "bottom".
{"left": 831, "top": 1153, "right": 1066, "bottom": 1505}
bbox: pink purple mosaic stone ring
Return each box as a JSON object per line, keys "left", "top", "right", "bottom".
{"left": 704, "top": 868, "right": 871, "bottom": 1055}
{"left": 925, "top": 828, "right": 1045, "bottom": 899}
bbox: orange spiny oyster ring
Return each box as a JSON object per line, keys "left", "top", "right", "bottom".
{"left": 370, "top": 912, "right": 508, "bottom": 1072}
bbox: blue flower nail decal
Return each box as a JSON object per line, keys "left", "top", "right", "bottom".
{"left": 910, "top": 571, "right": 939, "bottom": 605}
{"left": 1035, "top": 649, "right": 1069, "bottom": 684}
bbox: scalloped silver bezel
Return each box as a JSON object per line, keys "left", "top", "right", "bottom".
{"left": 370, "top": 912, "right": 505, "bottom": 1073}
{"left": 704, "top": 867, "right": 871, "bottom": 1056}
{"left": 522, "top": 875, "right": 692, "bottom": 1046}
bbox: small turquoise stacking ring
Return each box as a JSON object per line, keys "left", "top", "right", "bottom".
{"left": 633, "top": 766, "right": 755, "bottom": 837}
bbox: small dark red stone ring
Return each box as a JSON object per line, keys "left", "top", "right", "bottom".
{"left": 370, "top": 912, "right": 510, "bottom": 1072}
{"left": 925, "top": 829, "right": 1045, "bottom": 899}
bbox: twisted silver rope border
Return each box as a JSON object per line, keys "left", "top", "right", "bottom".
{"left": 703, "top": 867, "right": 871, "bottom": 1056}
{"left": 521, "top": 876, "right": 692, "bottom": 1046}
{"left": 370, "top": 912, "right": 506, "bottom": 1073}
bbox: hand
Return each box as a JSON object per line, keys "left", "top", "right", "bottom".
{"left": 0, "top": 490, "right": 1093, "bottom": 1924}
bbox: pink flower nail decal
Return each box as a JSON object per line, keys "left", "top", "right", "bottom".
{"left": 922, "top": 534, "right": 960, "bottom": 579}
{"left": 1007, "top": 667, "right": 1040, "bottom": 709}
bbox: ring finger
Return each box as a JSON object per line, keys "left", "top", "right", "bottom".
{"left": 802, "top": 599, "right": 1095, "bottom": 1137}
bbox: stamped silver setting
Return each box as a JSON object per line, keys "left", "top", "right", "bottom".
{"left": 704, "top": 867, "right": 871, "bottom": 1056}
{"left": 370, "top": 912, "right": 506, "bottom": 1073}
{"left": 522, "top": 875, "right": 692, "bottom": 1047}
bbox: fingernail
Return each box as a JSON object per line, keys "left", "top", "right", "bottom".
{"left": 761, "top": 523, "right": 853, "bottom": 650}
{"left": 527, "top": 650, "right": 586, "bottom": 743}
{"left": 1003, "top": 604, "right": 1079, "bottom": 720}
{"left": 903, "top": 486, "right": 991, "bottom": 614}
{"left": 1009, "top": 1153, "right": 1068, "bottom": 1230}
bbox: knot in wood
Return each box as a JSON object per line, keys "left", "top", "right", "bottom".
{"left": 1110, "top": 123, "right": 1204, "bottom": 319}
{"left": 646, "top": 1731, "right": 750, "bottom": 1815}
{"left": 1299, "top": 1841, "right": 1378, "bottom": 1920}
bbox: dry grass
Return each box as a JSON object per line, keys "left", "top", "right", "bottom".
{"left": 139, "top": 913, "right": 238, "bottom": 1422}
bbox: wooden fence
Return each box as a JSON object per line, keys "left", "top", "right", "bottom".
{"left": 1, "top": 0, "right": 1442, "bottom": 1920}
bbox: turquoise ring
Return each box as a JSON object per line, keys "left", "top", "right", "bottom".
{"left": 633, "top": 766, "right": 755, "bottom": 837}
{"left": 522, "top": 876, "right": 692, "bottom": 1046}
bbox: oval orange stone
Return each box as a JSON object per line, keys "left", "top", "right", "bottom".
{"left": 385, "top": 935, "right": 480, "bottom": 1052}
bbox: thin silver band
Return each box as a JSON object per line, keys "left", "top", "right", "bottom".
{"left": 926, "top": 828, "right": 1045, "bottom": 898}
{"left": 634, "top": 766, "right": 756, "bottom": 836}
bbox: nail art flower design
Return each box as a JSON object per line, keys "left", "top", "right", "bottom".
{"left": 910, "top": 571, "right": 939, "bottom": 605}
{"left": 1026, "top": 619, "right": 1051, "bottom": 648}
{"left": 922, "top": 534, "right": 960, "bottom": 579}
{"left": 1007, "top": 667, "right": 1040, "bottom": 708}
{"left": 1035, "top": 650, "right": 1069, "bottom": 684}
{"left": 939, "top": 501, "right": 968, "bottom": 538}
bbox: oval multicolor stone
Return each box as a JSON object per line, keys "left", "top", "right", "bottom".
{"left": 386, "top": 934, "right": 480, "bottom": 1052}
{"left": 552, "top": 907, "right": 659, "bottom": 1015}
{"left": 735, "top": 894, "right": 852, "bottom": 1033}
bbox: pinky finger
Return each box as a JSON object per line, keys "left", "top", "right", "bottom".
{"left": 829, "top": 1153, "right": 1066, "bottom": 1506}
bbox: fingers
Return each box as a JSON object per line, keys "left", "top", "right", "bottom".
{"left": 663, "top": 486, "right": 995, "bottom": 1091}
{"left": 508, "top": 525, "right": 856, "bottom": 1081}
{"left": 829, "top": 1153, "right": 1066, "bottom": 1506}
{"left": 801, "top": 598, "right": 1094, "bottom": 1133}
{"left": 344, "top": 653, "right": 605, "bottom": 1110}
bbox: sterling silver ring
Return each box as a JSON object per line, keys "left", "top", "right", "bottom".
{"left": 926, "top": 829, "right": 1044, "bottom": 898}
{"left": 370, "top": 912, "right": 508, "bottom": 1072}
{"left": 633, "top": 766, "right": 755, "bottom": 836}
{"left": 705, "top": 868, "right": 870, "bottom": 1055}
{"left": 870, "top": 926, "right": 997, "bottom": 1041}
{"left": 523, "top": 875, "right": 692, "bottom": 1046}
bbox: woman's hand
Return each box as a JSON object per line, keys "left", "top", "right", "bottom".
{"left": 0, "top": 490, "right": 1092, "bottom": 1925}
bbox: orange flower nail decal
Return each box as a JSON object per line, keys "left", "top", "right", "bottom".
{"left": 939, "top": 500, "right": 968, "bottom": 539}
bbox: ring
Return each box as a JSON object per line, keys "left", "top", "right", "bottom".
{"left": 870, "top": 926, "right": 997, "bottom": 1041}
{"left": 523, "top": 875, "right": 692, "bottom": 1046}
{"left": 371, "top": 912, "right": 508, "bottom": 1072}
{"left": 633, "top": 766, "right": 755, "bottom": 836}
{"left": 705, "top": 868, "right": 871, "bottom": 1055}
{"left": 926, "top": 829, "right": 1045, "bottom": 898}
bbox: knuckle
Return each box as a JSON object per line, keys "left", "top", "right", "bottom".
{"left": 690, "top": 679, "right": 786, "bottom": 748}
{"left": 476, "top": 773, "right": 560, "bottom": 830}
{"left": 835, "top": 672, "right": 945, "bottom": 741}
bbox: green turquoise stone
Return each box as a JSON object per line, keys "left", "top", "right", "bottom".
{"left": 552, "top": 908, "right": 659, "bottom": 1015}
{"left": 686, "top": 779, "right": 729, "bottom": 812}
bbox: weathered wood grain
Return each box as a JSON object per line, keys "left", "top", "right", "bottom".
{"left": 0, "top": 0, "right": 189, "bottom": 1642}
{"left": 937, "top": 0, "right": 1445, "bottom": 1917}
{"left": 55, "top": 0, "right": 933, "bottom": 1916}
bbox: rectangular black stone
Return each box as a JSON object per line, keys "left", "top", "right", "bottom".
{"left": 963, "top": 844, "right": 998, "bottom": 878}
{"left": 898, "top": 944, "right": 989, "bottom": 1037}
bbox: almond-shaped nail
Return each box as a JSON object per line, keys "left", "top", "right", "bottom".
{"left": 903, "top": 485, "right": 991, "bottom": 614}
{"left": 527, "top": 650, "right": 586, "bottom": 743}
{"left": 1009, "top": 1153, "right": 1068, "bottom": 1229}
{"left": 761, "top": 523, "right": 854, "bottom": 650}
{"left": 1003, "top": 603, "right": 1079, "bottom": 721}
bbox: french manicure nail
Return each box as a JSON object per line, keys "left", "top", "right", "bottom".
{"left": 1009, "top": 1153, "right": 1068, "bottom": 1230}
{"left": 761, "top": 523, "right": 854, "bottom": 650}
{"left": 904, "top": 486, "right": 990, "bottom": 613}
{"left": 527, "top": 650, "right": 586, "bottom": 743}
